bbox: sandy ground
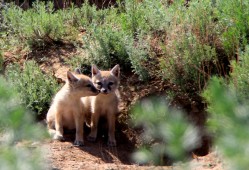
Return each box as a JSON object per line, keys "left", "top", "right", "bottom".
{"left": 41, "top": 132, "right": 223, "bottom": 170}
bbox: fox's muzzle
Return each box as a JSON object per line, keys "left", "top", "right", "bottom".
{"left": 100, "top": 88, "right": 108, "bottom": 94}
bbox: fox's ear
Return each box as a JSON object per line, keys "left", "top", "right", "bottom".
{"left": 92, "top": 65, "right": 100, "bottom": 77}
{"left": 67, "top": 71, "right": 78, "bottom": 83}
{"left": 110, "top": 64, "right": 120, "bottom": 77}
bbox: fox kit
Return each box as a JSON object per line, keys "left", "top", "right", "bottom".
{"left": 46, "top": 71, "right": 99, "bottom": 146}
{"left": 82, "top": 64, "right": 120, "bottom": 146}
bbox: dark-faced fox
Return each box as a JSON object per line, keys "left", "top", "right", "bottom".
{"left": 81, "top": 65, "right": 120, "bottom": 146}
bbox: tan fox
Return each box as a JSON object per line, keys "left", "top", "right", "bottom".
{"left": 46, "top": 71, "right": 99, "bottom": 146}
{"left": 81, "top": 64, "right": 120, "bottom": 146}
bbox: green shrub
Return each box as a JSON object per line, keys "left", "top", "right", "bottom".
{"left": 160, "top": 33, "right": 217, "bottom": 91}
{"left": 3, "top": 1, "right": 66, "bottom": 47}
{"left": 159, "top": 0, "right": 222, "bottom": 92}
{"left": 56, "top": 1, "right": 109, "bottom": 43}
{"left": 64, "top": 0, "right": 169, "bottom": 80}
{"left": 125, "top": 33, "right": 150, "bottom": 80}
{"left": 6, "top": 60, "right": 59, "bottom": 115}
{"left": 80, "top": 22, "right": 149, "bottom": 80}
{"left": 0, "top": 0, "right": 6, "bottom": 32}
{"left": 120, "top": 0, "right": 149, "bottom": 35}
{"left": 0, "top": 51, "right": 3, "bottom": 73}
{"left": 230, "top": 46, "right": 249, "bottom": 101}
{"left": 131, "top": 97, "right": 200, "bottom": 165}
{"left": 203, "top": 77, "right": 249, "bottom": 170}
{"left": 82, "top": 25, "right": 129, "bottom": 68}
{"left": 0, "top": 76, "right": 47, "bottom": 170}
{"left": 158, "top": 0, "right": 249, "bottom": 93}
{"left": 215, "top": 0, "right": 249, "bottom": 57}
{"left": 120, "top": 0, "right": 168, "bottom": 35}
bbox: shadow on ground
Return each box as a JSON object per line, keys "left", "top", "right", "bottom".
{"left": 61, "top": 120, "right": 136, "bottom": 165}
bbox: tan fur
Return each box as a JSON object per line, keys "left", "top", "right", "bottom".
{"left": 81, "top": 65, "right": 120, "bottom": 146}
{"left": 46, "top": 71, "right": 99, "bottom": 146}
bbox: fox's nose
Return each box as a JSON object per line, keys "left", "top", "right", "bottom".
{"left": 101, "top": 88, "right": 108, "bottom": 93}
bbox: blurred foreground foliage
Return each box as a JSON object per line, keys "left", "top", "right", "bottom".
{"left": 0, "top": 76, "right": 48, "bottom": 170}
{"left": 203, "top": 77, "right": 249, "bottom": 170}
{"left": 131, "top": 97, "right": 200, "bottom": 165}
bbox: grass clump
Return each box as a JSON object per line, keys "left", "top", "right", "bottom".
{"left": 6, "top": 60, "right": 59, "bottom": 116}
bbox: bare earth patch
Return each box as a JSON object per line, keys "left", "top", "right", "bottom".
{"left": 42, "top": 134, "right": 223, "bottom": 170}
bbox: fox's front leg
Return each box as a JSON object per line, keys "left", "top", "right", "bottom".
{"left": 54, "top": 111, "right": 64, "bottom": 141}
{"left": 87, "top": 112, "right": 100, "bottom": 142}
{"left": 107, "top": 112, "right": 116, "bottom": 147}
{"left": 74, "top": 113, "right": 84, "bottom": 146}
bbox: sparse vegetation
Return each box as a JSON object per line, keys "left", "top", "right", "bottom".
{"left": 1, "top": 0, "right": 249, "bottom": 169}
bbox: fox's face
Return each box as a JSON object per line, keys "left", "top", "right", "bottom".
{"left": 67, "top": 71, "right": 99, "bottom": 97}
{"left": 91, "top": 65, "right": 120, "bottom": 94}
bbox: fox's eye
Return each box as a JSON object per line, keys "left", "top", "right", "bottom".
{"left": 86, "top": 84, "right": 92, "bottom": 88}
{"left": 97, "top": 82, "right": 102, "bottom": 86}
{"left": 108, "top": 82, "right": 114, "bottom": 86}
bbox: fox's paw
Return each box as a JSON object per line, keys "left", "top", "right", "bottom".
{"left": 87, "top": 136, "right": 96, "bottom": 142}
{"left": 53, "top": 134, "right": 65, "bottom": 141}
{"left": 107, "top": 140, "right": 116, "bottom": 147}
{"left": 73, "top": 140, "right": 84, "bottom": 147}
